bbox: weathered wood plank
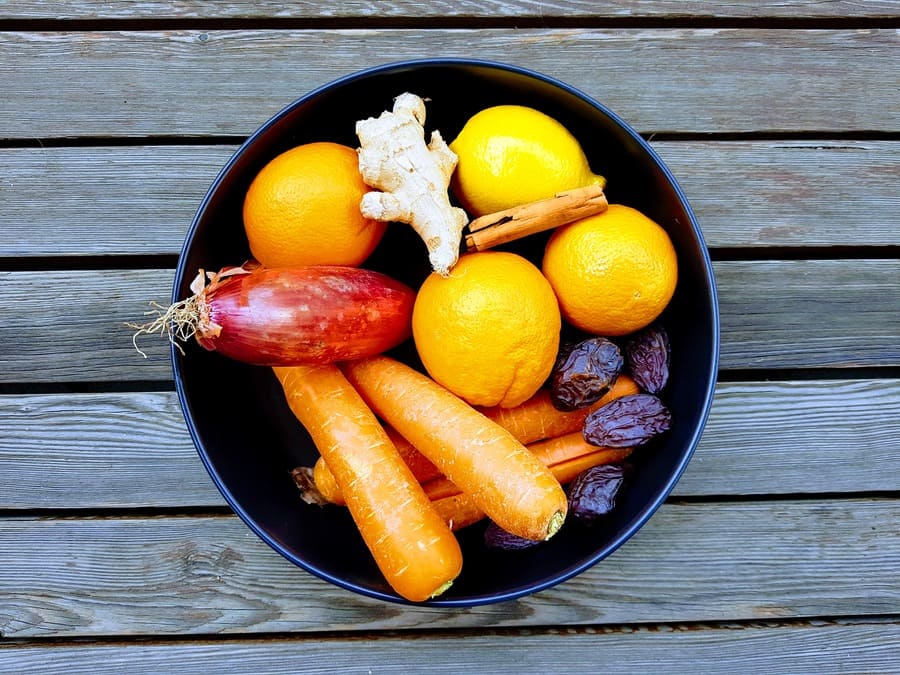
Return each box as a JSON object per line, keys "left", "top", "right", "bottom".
{"left": 4, "top": 141, "right": 898, "bottom": 258}
{"left": 2, "top": 261, "right": 897, "bottom": 383}
{"left": 4, "top": 1, "right": 900, "bottom": 20}
{"left": 1, "top": 499, "right": 897, "bottom": 637}
{"left": 676, "top": 379, "right": 900, "bottom": 496}
{"left": 0, "top": 146, "right": 233, "bottom": 258}
{"left": 2, "top": 620, "right": 899, "bottom": 674}
{"left": 716, "top": 260, "right": 900, "bottom": 369}
{"left": 3, "top": 29, "right": 898, "bottom": 138}
{"left": 0, "top": 269, "right": 175, "bottom": 383}
{"left": 653, "top": 141, "right": 900, "bottom": 249}
{"left": 2, "top": 379, "right": 897, "bottom": 509}
{"left": 0, "top": 392, "right": 223, "bottom": 509}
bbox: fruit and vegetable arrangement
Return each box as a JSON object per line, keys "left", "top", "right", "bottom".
{"left": 134, "top": 92, "right": 677, "bottom": 602}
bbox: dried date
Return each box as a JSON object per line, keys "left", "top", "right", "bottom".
{"left": 484, "top": 521, "right": 544, "bottom": 551}
{"left": 551, "top": 337, "right": 624, "bottom": 411}
{"left": 583, "top": 393, "right": 672, "bottom": 447}
{"left": 567, "top": 464, "right": 629, "bottom": 523}
{"left": 624, "top": 324, "right": 670, "bottom": 394}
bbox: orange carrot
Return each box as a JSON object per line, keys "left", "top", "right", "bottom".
{"left": 478, "top": 375, "right": 641, "bottom": 445}
{"left": 342, "top": 356, "right": 568, "bottom": 541}
{"left": 422, "top": 433, "right": 632, "bottom": 502}
{"left": 431, "top": 492, "right": 490, "bottom": 533}
{"left": 305, "top": 430, "right": 633, "bottom": 531}
{"left": 313, "top": 426, "right": 441, "bottom": 506}
{"left": 273, "top": 364, "right": 462, "bottom": 602}
{"left": 549, "top": 447, "right": 633, "bottom": 486}
{"left": 529, "top": 431, "right": 630, "bottom": 468}
{"left": 311, "top": 458, "right": 344, "bottom": 505}
{"left": 314, "top": 375, "right": 640, "bottom": 504}
{"left": 432, "top": 446, "right": 633, "bottom": 532}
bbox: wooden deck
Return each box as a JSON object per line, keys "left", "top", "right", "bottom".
{"left": 1, "top": 4, "right": 898, "bottom": 672}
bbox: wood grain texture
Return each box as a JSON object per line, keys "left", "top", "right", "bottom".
{"left": 3, "top": 141, "right": 898, "bottom": 258}
{"left": 716, "top": 259, "right": 900, "bottom": 369}
{"left": 0, "top": 392, "right": 223, "bottom": 509}
{"left": 0, "top": 146, "right": 233, "bottom": 258}
{"left": 2, "top": 261, "right": 897, "bottom": 383}
{"left": 4, "top": 1, "right": 900, "bottom": 20}
{"left": 678, "top": 379, "right": 900, "bottom": 496}
{"left": 2, "top": 29, "right": 898, "bottom": 138}
{"left": 1, "top": 620, "right": 899, "bottom": 674}
{"left": 2, "top": 379, "right": 898, "bottom": 509}
{"left": 1, "top": 500, "right": 897, "bottom": 637}
{"left": 652, "top": 141, "right": 900, "bottom": 248}
{"left": 0, "top": 269, "right": 175, "bottom": 383}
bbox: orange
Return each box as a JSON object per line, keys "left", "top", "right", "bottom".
{"left": 242, "top": 142, "right": 386, "bottom": 267}
{"left": 412, "top": 251, "right": 561, "bottom": 408}
{"left": 542, "top": 204, "right": 678, "bottom": 336}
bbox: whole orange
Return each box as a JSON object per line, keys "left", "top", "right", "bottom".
{"left": 412, "top": 251, "right": 561, "bottom": 408}
{"left": 242, "top": 142, "right": 386, "bottom": 267}
{"left": 542, "top": 204, "right": 678, "bottom": 336}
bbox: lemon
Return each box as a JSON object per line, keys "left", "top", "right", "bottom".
{"left": 449, "top": 105, "right": 605, "bottom": 216}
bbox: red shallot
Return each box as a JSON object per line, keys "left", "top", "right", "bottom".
{"left": 131, "top": 262, "right": 415, "bottom": 365}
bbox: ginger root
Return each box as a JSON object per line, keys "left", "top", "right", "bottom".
{"left": 356, "top": 93, "right": 469, "bottom": 276}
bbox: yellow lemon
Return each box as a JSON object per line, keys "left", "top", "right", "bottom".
{"left": 449, "top": 105, "right": 605, "bottom": 216}
{"left": 412, "top": 251, "right": 561, "bottom": 408}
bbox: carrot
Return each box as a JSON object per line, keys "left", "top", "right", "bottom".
{"left": 314, "top": 375, "right": 640, "bottom": 504}
{"left": 529, "top": 431, "right": 630, "bottom": 468}
{"left": 549, "top": 447, "right": 633, "bottom": 486}
{"left": 422, "top": 433, "right": 633, "bottom": 502}
{"left": 431, "top": 493, "right": 490, "bottom": 533}
{"left": 305, "top": 429, "right": 632, "bottom": 531}
{"left": 311, "top": 458, "right": 344, "bottom": 505}
{"left": 273, "top": 364, "right": 462, "bottom": 602}
{"left": 342, "top": 356, "right": 568, "bottom": 541}
{"left": 313, "top": 426, "right": 442, "bottom": 506}
{"left": 478, "top": 375, "right": 641, "bottom": 445}
{"left": 432, "top": 446, "right": 634, "bottom": 532}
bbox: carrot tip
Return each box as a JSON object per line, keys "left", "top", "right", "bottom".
{"left": 429, "top": 579, "right": 455, "bottom": 599}
{"left": 545, "top": 510, "right": 567, "bottom": 540}
{"left": 289, "top": 466, "right": 332, "bottom": 506}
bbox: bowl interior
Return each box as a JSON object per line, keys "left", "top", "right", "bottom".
{"left": 173, "top": 59, "right": 719, "bottom": 606}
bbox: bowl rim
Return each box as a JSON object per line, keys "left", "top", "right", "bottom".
{"left": 172, "top": 57, "right": 721, "bottom": 607}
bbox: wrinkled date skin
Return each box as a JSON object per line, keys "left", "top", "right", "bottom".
{"left": 584, "top": 393, "right": 672, "bottom": 447}
{"left": 484, "top": 521, "right": 544, "bottom": 551}
{"left": 567, "top": 464, "right": 629, "bottom": 523}
{"left": 625, "top": 324, "right": 670, "bottom": 394}
{"left": 551, "top": 337, "right": 624, "bottom": 411}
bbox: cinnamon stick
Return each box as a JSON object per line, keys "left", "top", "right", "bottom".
{"left": 464, "top": 184, "right": 608, "bottom": 252}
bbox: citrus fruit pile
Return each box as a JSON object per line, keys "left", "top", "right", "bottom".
{"left": 415, "top": 105, "right": 677, "bottom": 409}
{"left": 237, "top": 102, "right": 678, "bottom": 411}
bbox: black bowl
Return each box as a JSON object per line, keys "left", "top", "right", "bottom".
{"left": 173, "top": 59, "right": 720, "bottom": 606}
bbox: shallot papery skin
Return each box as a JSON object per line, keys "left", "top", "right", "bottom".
{"left": 191, "top": 265, "right": 415, "bottom": 366}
